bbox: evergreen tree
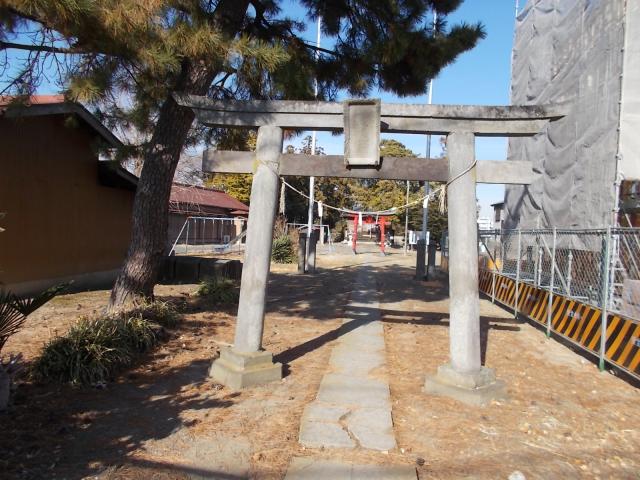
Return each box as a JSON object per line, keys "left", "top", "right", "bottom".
{"left": 1, "top": 0, "right": 484, "bottom": 308}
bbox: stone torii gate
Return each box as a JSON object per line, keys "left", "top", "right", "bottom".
{"left": 175, "top": 94, "right": 563, "bottom": 404}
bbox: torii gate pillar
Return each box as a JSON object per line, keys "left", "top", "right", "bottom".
{"left": 173, "top": 94, "right": 563, "bottom": 397}
{"left": 209, "top": 126, "right": 283, "bottom": 389}
{"left": 424, "top": 131, "right": 506, "bottom": 405}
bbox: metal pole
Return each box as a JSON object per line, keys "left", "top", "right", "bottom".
{"left": 500, "top": 237, "right": 505, "bottom": 274}
{"left": 404, "top": 180, "right": 410, "bottom": 255}
{"left": 536, "top": 246, "right": 543, "bottom": 286}
{"left": 185, "top": 217, "right": 190, "bottom": 255}
{"left": 419, "top": 10, "right": 437, "bottom": 278}
{"left": 547, "top": 228, "right": 557, "bottom": 337}
{"left": 599, "top": 227, "right": 612, "bottom": 371}
{"left": 567, "top": 250, "right": 573, "bottom": 297}
{"left": 491, "top": 231, "right": 497, "bottom": 303}
{"left": 515, "top": 229, "right": 522, "bottom": 317}
{"left": 305, "top": 15, "right": 322, "bottom": 274}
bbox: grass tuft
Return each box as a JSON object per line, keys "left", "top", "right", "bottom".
{"left": 271, "top": 235, "right": 296, "bottom": 264}
{"left": 132, "top": 300, "right": 180, "bottom": 328}
{"left": 32, "top": 301, "right": 180, "bottom": 385}
{"left": 195, "top": 278, "right": 240, "bottom": 305}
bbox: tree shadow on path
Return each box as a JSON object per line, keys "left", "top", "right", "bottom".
{"left": 3, "top": 359, "right": 237, "bottom": 479}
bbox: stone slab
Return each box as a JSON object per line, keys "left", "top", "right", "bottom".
{"left": 329, "top": 347, "right": 385, "bottom": 376}
{"left": 299, "top": 421, "right": 355, "bottom": 449}
{"left": 284, "top": 457, "right": 416, "bottom": 480}
{"left": 316, "top": 374, "right": 391, "bottom": 409}
{"left": 345, "top": 408, "right": 396, "bottom": 451}
{"left": 301, "top": 403, "right": 350, "bottom": 423}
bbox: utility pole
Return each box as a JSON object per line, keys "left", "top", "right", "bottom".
{"left": 419, "top": 10, "right": 437, "bottom": 278}
{"left": 305, "top": 16, "right": 321, "bottom": 272}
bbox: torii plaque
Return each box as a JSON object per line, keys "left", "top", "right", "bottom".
{"left": 175, "top": 94, "right": 563, "bottom": 404}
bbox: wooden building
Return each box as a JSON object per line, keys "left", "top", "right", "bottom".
{"left": 167, "top": 184, "right": 248, "bottom": 249}
{"left": 0, "top": 96, "right": 137, "bottom": 295}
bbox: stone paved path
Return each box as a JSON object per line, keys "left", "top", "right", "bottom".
{"left": 284, "top": 457, "right": 415, "bottom": 480}
{"left": 298, "top": 264, "right": 396, "bottom": 451}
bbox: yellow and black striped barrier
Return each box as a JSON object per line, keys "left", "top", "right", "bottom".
{"left": 479, "top": 269, "right": 640, "bottom": 379}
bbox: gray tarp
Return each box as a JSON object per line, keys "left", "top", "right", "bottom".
{"left": 505, "top": 0, "right": 635, "bottom": 233}
{"left": 619, "top": 0, "right": 640, "bottom": 179}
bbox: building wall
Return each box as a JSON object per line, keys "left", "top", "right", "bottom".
{"left": 0, "top": 115, "right": 134, "bottom": 294}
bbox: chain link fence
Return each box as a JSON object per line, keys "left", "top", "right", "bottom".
{"left": 439, "top": 227, "right": 640, "bottom": 378}
{"left": 478, "top": 228, "right": 640, "bottom": 321}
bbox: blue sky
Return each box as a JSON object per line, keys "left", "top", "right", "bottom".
{"left": 7, "top": 0, "right": 520, "bottom": 217}
{"left": 285, "top": 0, "right": 520, "bottom": 217}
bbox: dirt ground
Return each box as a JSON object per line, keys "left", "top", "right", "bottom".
{"left": 379, "top": 255, "right": 640, "bottom": 479}
{"left": 2, "top": 244, "right": 639, "bottom": 479}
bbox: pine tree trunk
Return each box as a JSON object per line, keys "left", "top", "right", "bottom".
{"left": 108, "top": 1, "right": 250, "bottom": 311}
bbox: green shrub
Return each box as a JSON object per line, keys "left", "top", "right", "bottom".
{"left": 271, "top": 235, "right": 296, "bottom": 264}
{"left": 32, "top": 300, "right": 179, "bottom": 385}
{"left": 195, "top": 278, "right": 239, "bottom": 304}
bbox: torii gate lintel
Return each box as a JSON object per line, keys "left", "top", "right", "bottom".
{"left": 177, "top": 95, "right": 565, "bottom": 406}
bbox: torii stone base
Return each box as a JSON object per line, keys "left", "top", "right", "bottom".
{"left": 210, "top": 347, "right": 282, "bottom": 390}
{"left": 424, "top": 364, "right": 507, "bottom": 407}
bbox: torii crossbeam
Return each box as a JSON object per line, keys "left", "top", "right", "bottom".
{"left": 175, "top": 94, "right": 564, "bottom": 405}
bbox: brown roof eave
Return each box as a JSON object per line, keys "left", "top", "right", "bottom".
{"left": 2, "top": 102, "right": 123, "bottom": 149}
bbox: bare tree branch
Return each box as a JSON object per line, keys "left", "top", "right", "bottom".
{"left": 0, "top": 40, "right": 83, "bottom": 55}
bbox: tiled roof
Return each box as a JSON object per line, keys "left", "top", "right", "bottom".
{"left": 0, "top": 94, "right": 66, "bottom": 107}
{"left": 169, "top": 184, "right": 249, "bottom": 214}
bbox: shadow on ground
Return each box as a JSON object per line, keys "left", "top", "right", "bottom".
{"left": 2, "top": 359, "right": 237, "bottom": 479}
{"left": 4, "top": 245, "right": 512, "bottom": 479}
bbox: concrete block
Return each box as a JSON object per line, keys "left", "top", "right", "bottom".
{"left": 173, "top": 256, "right": 201, "bottom": 283}
{"left": 159, "top": 256, "right": 176, "bottom": 282}
{"left": 415, "top": 240, "right": 426, "bottom": 280}
{"left": 298, "top": 237, "right": 306, "bottom": 273}
{"left": 307, "top": 237, "right": 317, "bottom": 274}
{"left": 209, "top": 347, "right": 282, "bottom": 390}
{"left": 424, "top": 364, "right": 507, "bottom": 407}
{"left": 229, "top": 260, "right": 242, "bottom": 280}
{"left": 198, "top": 258, "right": 218, "bottom": 280}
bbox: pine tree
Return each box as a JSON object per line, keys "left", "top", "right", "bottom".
{"left": 1, "top": 0, "right": 484, "bottom": 309}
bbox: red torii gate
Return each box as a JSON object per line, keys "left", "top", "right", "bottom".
{"left": 348, "top": 213, "right": 393, "bottom": 255}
